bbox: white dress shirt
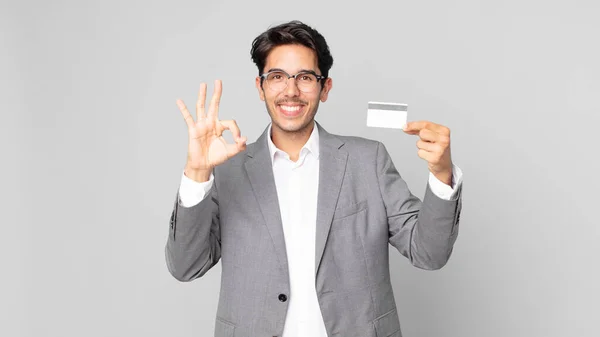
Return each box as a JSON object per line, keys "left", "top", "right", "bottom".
{"left": 178, "top": 121, "right": 463, "bottom": 337}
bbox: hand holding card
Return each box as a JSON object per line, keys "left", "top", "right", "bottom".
{"left": 403, "top": 120, "right": 454, "bottom": 186}
{"left": 366, "top": 101, "right": 454, "bottom": 185}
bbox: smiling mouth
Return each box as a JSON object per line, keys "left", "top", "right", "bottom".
{"left": 280, "top": 105, "right": 301, "bottom": 112}
{"left": 277, "top": 104, "right": 305, "bottom": 117}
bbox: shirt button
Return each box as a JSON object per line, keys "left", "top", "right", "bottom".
{"left": 278, "top": 294, "right": 287, "bottom": 302}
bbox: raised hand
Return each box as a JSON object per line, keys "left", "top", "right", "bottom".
{"left": 177, "top": 80, "right": 247, "bottom": 182}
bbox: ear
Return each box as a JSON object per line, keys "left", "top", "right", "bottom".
{"left": 319, "top": 77, "right": 333, "bottom": 102}
{"left": 255, "top": 76, "right": 265, "bottom": 101}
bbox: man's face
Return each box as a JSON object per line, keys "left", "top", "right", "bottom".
{"left": 255, "top": 44, "right": 332, "bottom": 135}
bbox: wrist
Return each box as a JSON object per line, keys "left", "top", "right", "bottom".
{"left": 184, "top": 165, "right": 212, "bottom": 183}
{"left": 434, "top": 172, "right": 452, "bottom": 186}
{"left": 430, "top": 166, "right": 453, "bottom": 186}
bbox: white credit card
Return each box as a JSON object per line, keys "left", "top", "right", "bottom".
{"left": 367, "top": 101, "right": 408, "bottom": 129}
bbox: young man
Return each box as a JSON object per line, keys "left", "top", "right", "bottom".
{"left": 166, "top": 20, "right": 463, "bottom": 337}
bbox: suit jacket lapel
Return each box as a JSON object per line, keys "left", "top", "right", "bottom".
{"left": 314, "top": 122, "right": 348, "bottom": 275}
{"left": 244, "top": 126, "right": 289, "bottom": 275}
{"left": 244, "top": 122, "right": 348, "bottom": 277}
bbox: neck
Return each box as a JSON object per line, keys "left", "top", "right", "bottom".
{"left": 270, "top": 122, "right": 314, "bottom": 162}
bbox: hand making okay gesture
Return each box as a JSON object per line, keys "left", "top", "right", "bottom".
{"left": 176, "top": 80, "right": 247, "bottom": 179}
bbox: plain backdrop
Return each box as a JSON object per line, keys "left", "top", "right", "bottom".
{"left": 2, "top": 0, "right": 599, "bottom": 336}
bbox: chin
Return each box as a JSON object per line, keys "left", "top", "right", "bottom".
{"left": 274, "top": 120, "right": 308, "bottom": 133}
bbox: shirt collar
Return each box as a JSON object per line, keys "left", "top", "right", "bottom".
{"left": 267, "top": 120, "right": 320, "bottom": 164}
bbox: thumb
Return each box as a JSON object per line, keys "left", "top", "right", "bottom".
{"left": 226, "top": 137, "right": 247, "bottom": 157}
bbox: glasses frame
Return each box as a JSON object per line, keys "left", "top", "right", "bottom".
{"left": 260, "top": 69, "right": 327, "bottom": 93}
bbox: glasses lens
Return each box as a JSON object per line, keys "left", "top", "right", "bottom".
{"left": 266, "top": 72, "right": 287, "bottom": 92}
{"left": 296, "top": 73, "right": 318, "bottom": 92}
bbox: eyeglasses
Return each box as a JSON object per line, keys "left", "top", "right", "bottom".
{"left": 260, "top": 70, "right": 326, "bottom": 93}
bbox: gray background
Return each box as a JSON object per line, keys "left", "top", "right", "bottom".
{"left": 2, "top": 0, "right": 599, "bottom": 336}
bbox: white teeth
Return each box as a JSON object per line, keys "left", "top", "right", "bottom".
{"left": 280, "top": 105, "right": 301, "bottom": 112}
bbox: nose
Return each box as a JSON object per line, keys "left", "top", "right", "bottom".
{"left": 283, "top": 76, "right": 300, "bottom": 97}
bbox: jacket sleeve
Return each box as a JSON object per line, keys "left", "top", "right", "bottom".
{"left": 376, "top": 141, "right": 462, "bottom": 270}
{"left": 165, "top": 174, "right": 221, "bottom": 281}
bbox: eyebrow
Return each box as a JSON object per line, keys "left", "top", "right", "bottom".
{"left": 266, "top": 68, "right": 319, "bottom": 74}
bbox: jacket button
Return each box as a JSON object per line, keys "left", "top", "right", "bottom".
{"left": 278, "top": 294, "right": 287, "bottom": 302}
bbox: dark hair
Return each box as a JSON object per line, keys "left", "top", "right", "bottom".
{"left": 250, "top": 20, "right": 334, "bottom": 80}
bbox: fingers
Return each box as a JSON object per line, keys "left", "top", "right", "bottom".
{"left": 176, "top": 99, "right": 195, "bottom": 129}
{"left": 221, "top": 119, "right": 247, "bottom": 158}
{"left": 226, "top": 140, "right": 247, "bottom": 158}
{"left": 416, "top": 139, "right": 437, "bottom": 152}
{"left": 416, "top": 128, "right": 438, "bottom": 142}
{"left": 218, "top": 120, "right": 247, "bottom": 158}
{"left": 417, "top": 149, "right": 437, "bottom": 164}
{"left": 404, "top": 121, "right": 451, "bottom": 147}
{"left": 404, "top": 121, "right": 450, "bottom": 137}
{"left": 208, "top": 79, "right": 222, "bottom": 120}
{"left": 219, "top": 120, "right": 242, "bottom": 140}
{"left": 196, "top": 83, "right": 207, "bottom": 120}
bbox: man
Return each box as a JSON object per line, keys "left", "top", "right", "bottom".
{"left": 166, "top": 20, "right": 463, "bottom": 337}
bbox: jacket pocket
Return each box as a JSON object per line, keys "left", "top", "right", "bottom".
{"left": 215, "top": 317, "right": 236, "bottom": 337}
{"left": 332, "top": 199, "right": 368, "bottom": 221}
{"left": 373, "top": 307, "right": 401, "bottom": 337}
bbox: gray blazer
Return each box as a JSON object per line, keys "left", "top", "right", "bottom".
{"left": 165, "top": 121, "right": 462, "bottom": 337}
